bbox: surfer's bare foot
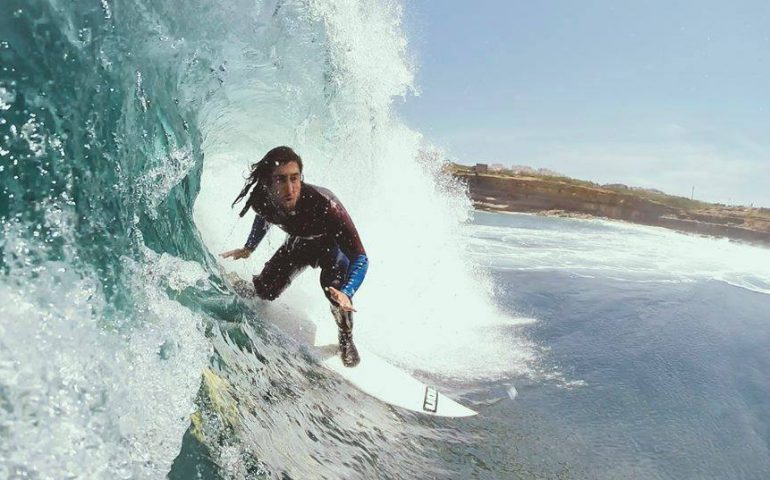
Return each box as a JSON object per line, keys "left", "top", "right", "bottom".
{"left": 233, "top": 280, "right": 256, "bottom": 298}
{"left": 338, "top": 329, "right": 360, "bottom": 367}
{"left": 224, "top": 272, "right": 256, "bottom": 298}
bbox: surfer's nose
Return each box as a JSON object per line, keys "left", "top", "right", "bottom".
{"left": 288, "top": 180, "right": 299, "bottom": 196}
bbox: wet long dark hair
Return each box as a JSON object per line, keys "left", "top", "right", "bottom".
{"left": 232, "top": 146, "right": 304, "bottom": 217}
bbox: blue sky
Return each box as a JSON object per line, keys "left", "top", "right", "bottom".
{"left": 397, "top": 1, "right": 770, "bottom": 207}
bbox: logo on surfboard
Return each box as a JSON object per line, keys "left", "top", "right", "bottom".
{"left": 423, "top": 386, "right": 439, "bottom": 413}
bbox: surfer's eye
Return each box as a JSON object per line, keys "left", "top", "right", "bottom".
{"left": 271, "top": 173, "right": 301, "bottom": 185}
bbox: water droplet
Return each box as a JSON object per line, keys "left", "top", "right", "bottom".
{"left": 507, "top": 385, "right": 518, "bottom": 400}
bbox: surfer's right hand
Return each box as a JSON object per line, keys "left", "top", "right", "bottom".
{"left": 326, "top": 286, "right": 357, "bottom": 312}
{"left": 220, "top": 248, "right": 252, "bottom": 260}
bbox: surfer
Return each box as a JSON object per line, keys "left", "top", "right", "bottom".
{"left": 220, "top": 146, "right": 368, "bottom": 367}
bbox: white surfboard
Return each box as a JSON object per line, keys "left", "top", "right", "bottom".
{"left": 223, "top": 272, "right": 477, "bottom": 417}
{"left": 321, "top": 344, "right": 477, "bottom": 417}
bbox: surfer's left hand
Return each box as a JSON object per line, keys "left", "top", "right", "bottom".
{"left": 327, "top": 287, "right": 356, "bottom": 312}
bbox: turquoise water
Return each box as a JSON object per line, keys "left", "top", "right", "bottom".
{"left": 3, "top": 1, "right": 770, "bottom": 479}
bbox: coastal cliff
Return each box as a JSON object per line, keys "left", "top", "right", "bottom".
{"left": 450, "top": 165, "right": 770, "bottom": 247}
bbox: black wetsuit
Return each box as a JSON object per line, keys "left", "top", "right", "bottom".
{"left": 244, "top": 183, "right": 368, "bottom": 303}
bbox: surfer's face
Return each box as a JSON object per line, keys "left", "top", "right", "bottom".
{"left": 268, "top": 161, "right": 302, "bottom": 212}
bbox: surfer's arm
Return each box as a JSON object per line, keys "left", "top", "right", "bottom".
{"left": 328, "top": 202, "right": 368, "bottom": 298}
{"left": 244, "top": 215, "right": 270, "bottom": 251}
{"left": 222, "top": 215, "right": 270, "bottom": 260}
{"left": 340, "top": 254, "right": 368, "bottom": 299}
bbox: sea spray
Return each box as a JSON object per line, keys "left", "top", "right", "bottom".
{"left": 194, "top": 0, "right": 536, "bottom": 381}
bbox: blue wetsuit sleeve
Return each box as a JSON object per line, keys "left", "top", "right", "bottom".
{"left": 323, "top": 195, "right": 367, "bottom": 298}
{"left": 340, "top": 254, "right": 368, "bottom": 299}
{"left": 245, "top": 215, "right": 270, "bottom": 251}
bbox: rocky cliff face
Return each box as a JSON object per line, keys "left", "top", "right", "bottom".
{"left": 455, "top": 172, "right": 770, "bottom": 247}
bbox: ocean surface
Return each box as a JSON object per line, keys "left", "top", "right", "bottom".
{"left": 2, "top": 1, "right": 770, "bottom": 479}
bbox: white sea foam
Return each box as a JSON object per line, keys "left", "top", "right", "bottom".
{"left": 0, "top": 224, "right": 210, "bottom": 479}
{"left": 139, "top": 148, "right": 196, "bottom": 219}
{"left": 465, "top": 212, "right": 770, "bottom": 294}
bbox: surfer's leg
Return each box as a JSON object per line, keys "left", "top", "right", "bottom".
{"left": 331, "top": 306, "right": 358, "bottom": 367}
{"left": 252, "top": 237, "right": 311, "bottom": 300}
{"left": 319, "top": 246, "right": 359, "bottom": 367}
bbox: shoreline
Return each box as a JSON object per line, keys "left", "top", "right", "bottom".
{"left": 450, "top": 166, "right": 770, "bottom": 248}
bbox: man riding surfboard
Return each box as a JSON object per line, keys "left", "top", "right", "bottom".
{"left": 221, "top": 146, "right": 368, "bottom": 367}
